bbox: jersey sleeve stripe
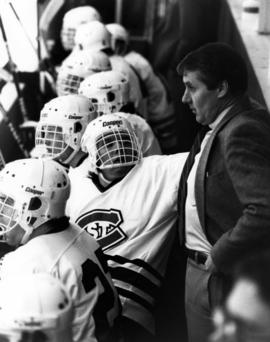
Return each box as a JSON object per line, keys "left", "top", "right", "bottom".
{"left": 116, "top": 287, "right": 154, "bottom": 312}
{"left": 106, "top": 254, "right": 163, "bottom": 281}
{"left": 109, "top": 266, "right": 160, "bottom": 297}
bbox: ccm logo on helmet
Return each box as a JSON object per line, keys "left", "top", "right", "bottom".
{"left": 25, "top": 187, "right": 44, "bottom": 196}
{"left": 103, "top": 120, "right": 123, "bottom": 127}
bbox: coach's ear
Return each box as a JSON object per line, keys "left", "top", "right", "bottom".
{"left": 217, "top": 80, "right": 229, "bottom": 98}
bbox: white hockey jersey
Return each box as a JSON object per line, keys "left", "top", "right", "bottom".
{"left": 109, "top": 55, "right": 144, "bottom": 114}
{"left": 66, "top": 153, "right": 188, "bottom": 333}
{"left": 117, "top": 112, "right": 162, "bottom": 156}
{"left": 124, "top": 51, "right": 178, "bottom": 153}
{"left": 124, "top": 50, "right": 170, "bottom": 119}
{"left": 0, "top": 224, "right": 120, "bottom": 342}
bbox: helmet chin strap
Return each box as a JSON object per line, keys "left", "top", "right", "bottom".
{"left": 0, "top": 227, "right": 7, "bottom": 243}
{"left": 20, "top": 222, "right": 34, "bottom": 245}
{"left": 97, "top": 170, "right": 113, "bottom": 186}
{"left": 58, "top": 146, "right": 75, "bottom": 165}
{"left": 21, "top": 229, "right": 34, "bottom": 245}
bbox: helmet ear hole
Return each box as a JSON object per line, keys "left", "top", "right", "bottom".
{"left": 28, "top": 197, "right": 42, "bottom": 211}
{"left": 107, "top": 91, "right": 115, "bottom": 102}
{"left": 74, "top": 122, "right": 82, "bottom": 133}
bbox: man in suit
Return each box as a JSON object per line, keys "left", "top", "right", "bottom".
{"left": 176, "top": 42, "right": 270, "bottom": 342}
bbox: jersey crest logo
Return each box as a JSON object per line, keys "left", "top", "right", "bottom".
{"left": 75, "top": 209, "right": 127, "bottom": 250}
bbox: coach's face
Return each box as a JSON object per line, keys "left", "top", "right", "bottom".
{"left": 182, "top": 70, "right": 223, "bottom": 125}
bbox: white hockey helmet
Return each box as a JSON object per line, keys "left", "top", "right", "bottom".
{"left": 74, "top": 21, "right": 112, "bottom": 52}
{"left": 106, "top": 23, "right": 129, "bottom": 55}
{"left": 78, "top": 70, "right": 129, "bottom": 116}
{"left": 56, "top": 49, "right": 112, "bottom": 96}
{"left": 0, "top": 158, "right": 70, "bottom": 243}
{"left": 0, "top": 273, "right": 73, "bottom": 342}
{"left": 35, "top": 95, "right": 97, "bottom": 164}
{"left": 81, "top": 113, "right": 142, "bottom": 173}
{"left": 61, "top": 6, "right": 102, "bottom": 51}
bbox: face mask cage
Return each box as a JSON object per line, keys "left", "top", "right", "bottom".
{"left": 60, "top": 28, "right": 76, "bottom": 50}
{"left": 35, "top": 125, "right": 67, "bottom": 159}
{"left": 95, "top": 129, "right": 141, "bottom": 169}
{"left": 91, "top": 101, "right": 113, "bottom": 116}
{"left": 56, "top": 73, "right": 84, "bottom": 96}
{"left": 0, "top": 193, "right": 19, "bottom": 238}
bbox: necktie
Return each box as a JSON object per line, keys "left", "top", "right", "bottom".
{"left": 178, "top": 125, "right": 210, "bottom": 244}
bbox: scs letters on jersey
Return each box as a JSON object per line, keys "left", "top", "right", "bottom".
{"left": 75, "top": 209, "right": 127, "bottom": 250}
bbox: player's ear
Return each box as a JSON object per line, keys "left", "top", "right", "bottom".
{"left": 217, "top": 80, "right": 228, "bottom": 98}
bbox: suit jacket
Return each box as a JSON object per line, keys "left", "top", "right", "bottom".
{"left": 181, "top": 95, "right": 270, "bottom": 274}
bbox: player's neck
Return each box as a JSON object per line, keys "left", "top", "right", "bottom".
{"left": 98, "top": 165, "right": 134, "bottom": 187}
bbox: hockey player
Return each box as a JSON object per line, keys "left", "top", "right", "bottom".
{"left": 40, "top": 5, "right": 103, "bottom": 68}
{"left": 74, "top": 20, "right": 111, "bottom": 53}
{"left": 74, "top": 20, "right": 144, "bottom": 114}
{"left": 66, "top": 114, "right": 188, "bottom": 342}
{"left": 0, "top": 158, "right": 121, "bottom": 342}
{"left": 106, "top": 23, "right": 129, "bottom": 57}
{"left": 107, "top": 23, "right": 179, "bottom": 154}
{"left": 56, "top": 49, "right": 112, "bottom": 96}
{"left": 78, "top": 70, "right": 162, "bottom": 157}
{"left": 60, "top": 6, "right": 102, "bottom": 52}
{"left": 35, "top": 94, "right": 98, "bottom": 168}
{"left": 35, "top": 74, "right": 160, "bottom": 172}
{"left": 0, "top": 273, "right": 74, "bottom": 342}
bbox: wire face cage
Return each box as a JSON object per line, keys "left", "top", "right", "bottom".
{"left": 95, "top": 129, "right": 141, "bottom": 169}
{"left": 61, "top": 27, "right": 76, "bottom": 50}
{"left": 0, "top": 192, "right": 18, "bottom": 236}
{"left": 56, "top": 73, "right": 84, "bottom": 96}
{"left": 35, "top": 124, "right": 67, "bottom": 158}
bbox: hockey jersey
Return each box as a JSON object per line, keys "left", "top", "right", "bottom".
{"left": 109, "top": 55, "right": 144, "bottom": 115}
{"left": 0, "top": 224, "right": 120, "bottom": 342}
{"left": 124, "top": 51, "right": 178, "bottom": 153}
{"left": 66, "top": 153, "right": 188, "bottom": 333}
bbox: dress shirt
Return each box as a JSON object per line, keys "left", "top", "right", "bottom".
{"left": 185, "top": 107, "right": 231, "bottom": 254}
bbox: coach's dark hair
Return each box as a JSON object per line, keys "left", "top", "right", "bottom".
{"left": 177, "top": 42, "right": 248, "bottom": 96}
{"left": 232, "top": 249, "right": 270, "bottom": 306}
